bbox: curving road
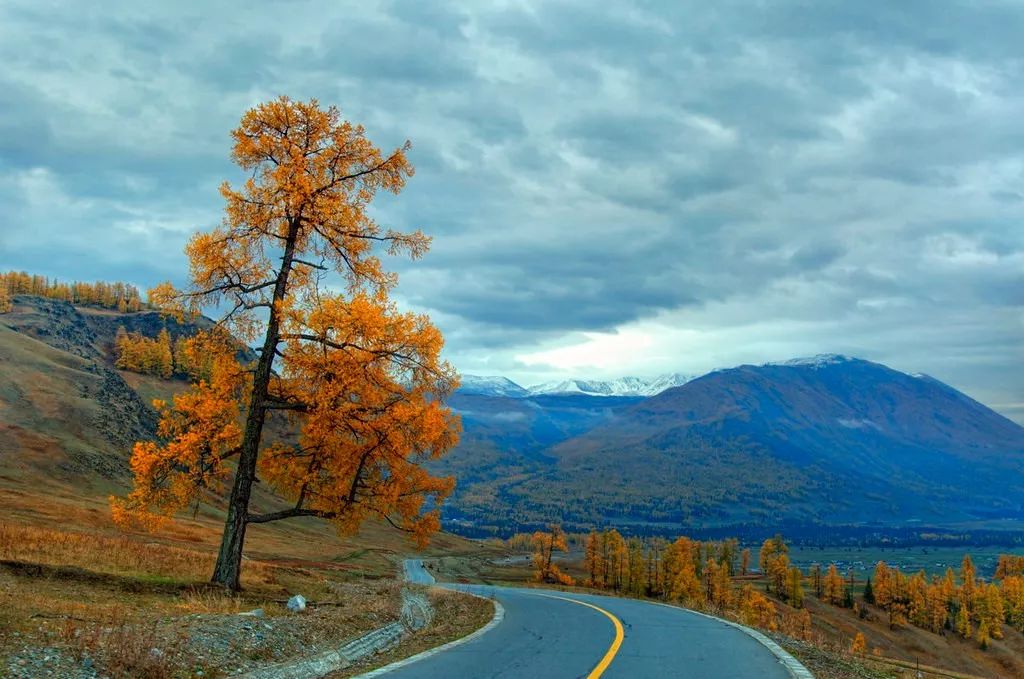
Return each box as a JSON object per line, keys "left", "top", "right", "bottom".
{"left": 367, "top": 560, "right": 807, "bottom": 679}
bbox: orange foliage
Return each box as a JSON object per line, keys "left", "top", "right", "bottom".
{"left": 532, "top": 525, "right": 573, "bottom": 585}
{"left": 112, "top": 97, "right": 459, "bottom": 589}
{"left": 851, "top": 631, "right": 866, "bottom": 655}
{"left": 114, "top": 327, "right": 174, "bottom": 378}
{"left": 112, "top": 332, "right": 244, "bottom": 530}
{"left": 996, "top": 554, "right": 1024, "bottom": 580}
{"left": 739, "top": 585, "right": 778, "bottom": 630}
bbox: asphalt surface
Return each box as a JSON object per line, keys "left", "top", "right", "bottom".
{"left": 382, "top": 560, "right": 795, "bottom": 679}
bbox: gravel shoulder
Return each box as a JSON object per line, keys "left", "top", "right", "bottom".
{"left": 328, "top": 587, "right": 496, "bottom": 678}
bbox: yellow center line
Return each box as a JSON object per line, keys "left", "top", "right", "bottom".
{"left": 535, "top": 593, "right": 625, "bottom": 678}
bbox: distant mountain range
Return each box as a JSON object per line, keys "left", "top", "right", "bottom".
{"left": 4, "top": 294, "right": 1022, "bottom": 541}
{"left": 459, "top": 372, "right": 696, "bottom": 398}
{"left": 439, "top": 355, "right": 1024, "bottom": 537}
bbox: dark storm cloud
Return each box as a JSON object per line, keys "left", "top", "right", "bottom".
{"left": 0, "top": 0, "right": 1022, "bottom": 418}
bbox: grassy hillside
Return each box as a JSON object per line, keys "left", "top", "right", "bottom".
{"left": 0, "top": 293, "right": 493, "bottom": 676}
{"left": 0, "top": 294, "right": 481, "bottom": 571}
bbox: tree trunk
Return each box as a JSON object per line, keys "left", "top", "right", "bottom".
{"left": 211, "top": 220, "right": 300, "bottom": 590}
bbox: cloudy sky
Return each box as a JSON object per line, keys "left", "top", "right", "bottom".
{"left": 1, "top": 1, "right": 1022, "bottom": 421}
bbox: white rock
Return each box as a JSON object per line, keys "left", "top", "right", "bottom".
{"left": 239, "top": 608, "right": 264, "bottom": 618}
{"left": 287, "top": 594, "right": 307, "bottom": 612}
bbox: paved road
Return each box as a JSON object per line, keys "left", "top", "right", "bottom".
{"left": 377, "top": 560, "right": 800, "bottom": 679}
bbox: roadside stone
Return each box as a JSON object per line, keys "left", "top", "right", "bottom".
{"left": 287, "top": 594, "right": 307, "bottom": 612}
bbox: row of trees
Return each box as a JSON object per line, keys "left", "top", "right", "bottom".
{"left": 0, "top": 282, "right": 10, "bottom": 313}
{"left": 1, "top": 271, "right": 147, "bottom": 311}
{"left": 528, "top": 527, "right": 1024, "bottom": 654}
{"left": 114, "top": 327, "right": 216, "bottom": 380}
{"left": 115, "top": 327, "right": 174, "bottom": 378}
{"left": 580, "top": 529, "right": 750, "bottom": 599}
{"left": 760, "top": 536, "right": 855, "bottom": 610}
{"left": 570, "top": 528, "right": 786, "bottom": 632}
{"left": 867, "top": 556, "right": 1024, "bottom": 649}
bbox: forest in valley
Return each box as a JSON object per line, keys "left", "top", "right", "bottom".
{"left": 520, "top": 527, "right": 1024, "bottom": 654}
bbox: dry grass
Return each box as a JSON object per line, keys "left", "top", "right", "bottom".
{"left": 0, "top": 519, "right": 416, "bottom": 678}
{"left": 0, "top": 522, "right": 266, "bottom": 584}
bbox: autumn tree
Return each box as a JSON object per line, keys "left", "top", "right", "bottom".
{"left": 666, "top": 536, "right": 702, "bottom": 604}
{"left": 740, "top": 548, "right": 751, "bottom": 576}
{"left": 810, "top": 564, "right": 823, "bottom": 599}
{"left": 115, "top": 328, "right": 177, "bottom": 378}
{"left": 824, "top": 563, "right": 845, "bottom": 606}
{"left": 111, "top": 97, "right": 460, "bottom": 590}
{"left": 758, "top": 534, "right": 788, "bottom": 573}
{"left": 739, "top": 585, "right": 777, "bottom": 630}
{"left": 0, "top": 282, "right": 11, "bottom": 314}
{"left": 786, "top": 565, "right": 805, "bottom": 608}
{"left": 851, "top": 632, "right": 866, "bottom": 656}
{"left": 155, "top": 328, "right": 174, "bottom": 379}
{"left": 584, "top": 529, "right": 600, "bottom": 586}
{"left": 996, "top": 554, "right": 1024, "bottom": 580}
{"left": 532, "top": 524, "right": 573, "bottom": 585}
{"left": 956, "top": 602, "right": 973, "bottom": 639}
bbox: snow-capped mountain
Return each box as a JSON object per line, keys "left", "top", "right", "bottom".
{"left": 527, "top": 373, "right": 697, "bottom": 397}
{"left": 457, "top": 373, "right": 697, "bottom": 398}
{"left": 457, "top": 375, "right": 529, "bottom": 397}
{"left": 766, "top": 353, "right": 854, "bottom": 369}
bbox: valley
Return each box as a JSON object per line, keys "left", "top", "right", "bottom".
{"left": 3, "top": 284, "right": 1024, "bottom": 677}
{"left": 7, "top": 285, "right": 1021, "bottom": 553}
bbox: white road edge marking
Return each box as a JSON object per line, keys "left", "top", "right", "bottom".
{"left": 648, "top": 600, "right": 814, "bottom": 679}
{"left": 353, "top": 592, "right": 505, "bottom": 678}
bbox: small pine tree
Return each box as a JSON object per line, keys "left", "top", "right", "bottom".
{"left": 863, "top": 576, "right": 874, "bottom": 604}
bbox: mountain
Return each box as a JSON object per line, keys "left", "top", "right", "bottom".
{"left": 440, "top": 355, "right": 1024, "bottom": 535}
{"left": 457, "top": 375, "right": 529, "bottom": 397}
{"left": 457, "top": 372, "right": 696, "bottom": 398}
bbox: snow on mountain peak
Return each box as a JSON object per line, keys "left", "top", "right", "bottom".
{"left": 526, "top": 373, "right": 696, "bottom": 397}
{"left": 457, "top": 375, "right": 528, "bottom": 397}
{"left": 456, "top": 373, "right": 697, "bottom": 398}
{"left": 768, "top": 354, "right": 854, "bottom": 369}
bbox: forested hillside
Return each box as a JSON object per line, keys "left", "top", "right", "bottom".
{"left": 438, "top": 357, "right": 1024, "bottom": 536}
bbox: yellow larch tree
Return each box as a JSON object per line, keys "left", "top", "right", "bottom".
{"left": 531, "top": 524, "right": 573, "bottom": 585}
{"left": 0, "top": 282, "right": 11, "bottom": 313}
{"left": 824, "top": 563, "right": 846, "bottom": 606}
{"left": 786, "top": 565, "right": 805, "bottom": 608}
{"left": 584, "top": 529, "right": 600, "bottom": 586}
{"left": 111, "top": 97, "right": 460, "bottom": 590}
{"left": 851, "top": 632, "right": 866, "bottom": 656}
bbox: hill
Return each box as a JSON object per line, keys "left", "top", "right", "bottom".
{"left": 0, "top": 293, "right": 478, "bottom": 566}
{"left": 440, "top": 355, "right": 1024, "bottom": 536}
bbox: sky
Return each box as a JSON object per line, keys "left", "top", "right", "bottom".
{"left": 0, "top": 1, "right": 1022, "bottom": 422}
